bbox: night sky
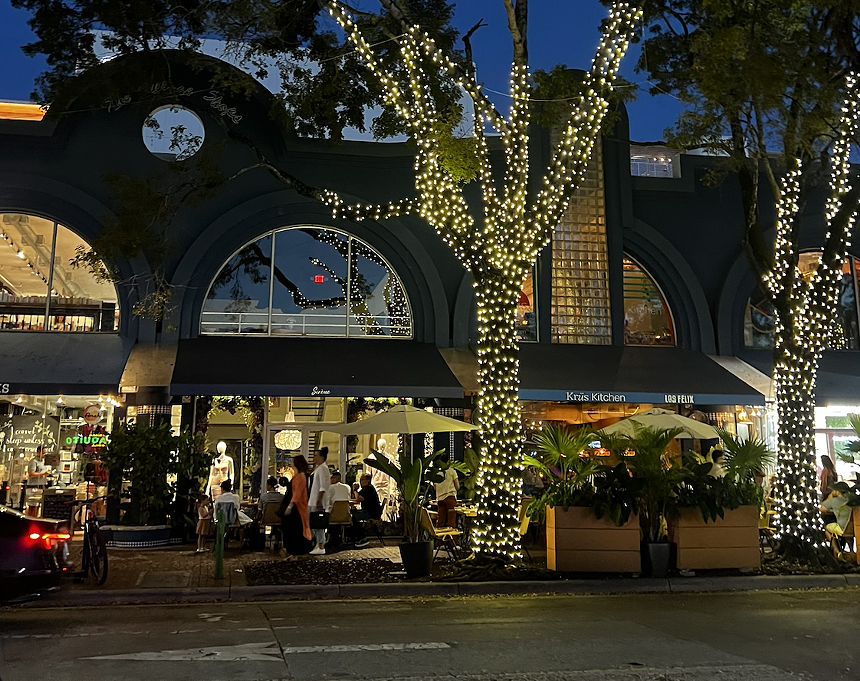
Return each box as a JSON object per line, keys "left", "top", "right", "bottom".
{"left": 0, "top": 0, "right": 683, "bottom": 142}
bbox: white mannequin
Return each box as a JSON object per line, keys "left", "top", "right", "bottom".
{"left": 369, "top": 437, "right": 396, "bottom": 520}
{"left": 206, "top": 441, "right": 235, "bottom": 499}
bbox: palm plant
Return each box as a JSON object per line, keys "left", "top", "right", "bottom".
{"left": 835, "top": 414, "right": 860, "bottom": 466}
{"left": 364, "top": 447, "right": 447, "bottom": 543}
{"left": 715, "top": 428, "right": 775, "bottom": 483}
{"left": 524, "top": 424, "right": 603, "bottom": 512}
{"left": 622, "top": 425, "right": 686, "bottom": 543}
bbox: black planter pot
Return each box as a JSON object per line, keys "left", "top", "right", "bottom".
{"left": 399, "top": 540, "right": 433, "bottom": 578}
{"left": 641, "top": 541, "right": 672, "bottom": 578}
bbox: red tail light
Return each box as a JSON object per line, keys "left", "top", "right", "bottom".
{"left": 29, "top": 532, "right": 71, "bottom": 549}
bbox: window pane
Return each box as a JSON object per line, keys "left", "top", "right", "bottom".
{"left": 202, "top": 235, "right": 272, "bottom": 334}
{"left": 622, "top": 257, "right": 675, "bottom": 346}
{"left": 833, "top": 259, "right": 859, "bottom": 350}
{"left": 348, "top": 241, "right": 410, "bottom": 337}
{"left": 270, "top": 229, "right": 347, "bottom": 337}
{"left": 744, "top": 294, "right": 775, "bottom": 348}
{"left": 516, "top": 268, "right": 537, "bottom": 342}
{"left": 0, "top": 214, "right": 117, "bottom": 333}
{"left": 51, "top": 225, "right": 118, "bottom": 332}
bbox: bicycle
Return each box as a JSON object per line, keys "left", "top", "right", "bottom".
{"left": 71, "top": 496, "right": 109, "bottom": 586}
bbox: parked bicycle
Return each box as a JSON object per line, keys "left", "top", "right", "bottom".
{"left": 71, "top": 496, "right": 108, "bottom": 585}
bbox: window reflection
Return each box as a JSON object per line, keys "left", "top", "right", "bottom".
{"left": 0, "top": 214, "right": 118, "bottom": 332}
{"left": 201, "top": 227, "right": 412, "bottom": 338}
{"left": 745, "top": 253, "right": 860, "bottom": 350}
{"left": 516, "top": 268, "right": 537, "bottom": 342}
{"left": 622, "top": 257, "right": 675, "bottom": 346}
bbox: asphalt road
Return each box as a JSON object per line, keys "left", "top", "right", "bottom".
{"left": 1, "top": 589, "right": 857, "bottom": 681}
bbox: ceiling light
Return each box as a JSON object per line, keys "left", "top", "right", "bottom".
{"left": 16, "top": 250, "right": 24, "bottom": 259}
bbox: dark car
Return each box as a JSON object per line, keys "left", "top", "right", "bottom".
{"left": 0, "top": 505, "right": 72, "bottom": 603}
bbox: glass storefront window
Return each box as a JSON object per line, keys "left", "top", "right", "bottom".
{"left": 201, "top": 227, "right": 413, "bottom": 338}
{"left": 0, "top": 214, "right": 119, "bottom": 332}
{"left": 744, "top": 253, "right": 860, "bottom": 350}
{"left": 516, "top": 268, "right": 537, "bottom": 342}
{"left": 622, "top": 257, "right": 675, "bottom": 346}
{"left": 1, "top": 394, "right": 115, "bottom": 510}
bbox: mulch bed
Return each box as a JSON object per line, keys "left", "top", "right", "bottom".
{"left": 244, "top": 558, "right": 405, "bottom": 586}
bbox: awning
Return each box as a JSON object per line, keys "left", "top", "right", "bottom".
{"left": 518, "top": 345, "right": 765, "bottom": 406}
{"left": 120, "top": 344, "right": 178, "bottom": 391}
{"left": 169, "top": 337, "right": 464, "bottom": 398}
{"left": 745, "top": 351, "right": 860, "bottom": 406}
{"left": 0, "top": 333, "right": 132, "bottom": 395}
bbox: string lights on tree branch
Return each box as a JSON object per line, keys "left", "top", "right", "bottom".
{"left": 323, "top": 0, "right": 642, "bottom": 560}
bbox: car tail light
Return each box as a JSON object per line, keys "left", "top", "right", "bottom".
{"left": 29, "top": 532, "right": 71, "bottom": 550}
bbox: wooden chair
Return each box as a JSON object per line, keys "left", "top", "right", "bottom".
{"left": 328, "top": 500, "right": 353, "bottom": 546}
{"left": 421, "top": 507, "right": 462, "bottom": 561}
{"left": 759, "top": 502, "right": 777, "bottom": 553}
{"left": 260, "top": 501, "right": 283, "bottom": 549}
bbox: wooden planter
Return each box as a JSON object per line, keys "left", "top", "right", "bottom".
{"left": 668, "top": 506, "right": 760, "bottom": 570}
{"left": 546, "top": 506, "right": 641, "bottom": 573}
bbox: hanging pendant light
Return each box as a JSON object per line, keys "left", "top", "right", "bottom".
{"left": 274, "top": 398, "right": 302, "bottom": 450}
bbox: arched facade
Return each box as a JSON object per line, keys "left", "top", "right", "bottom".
{"left": 621, "top": 255, "right": 676, "bottom": 346}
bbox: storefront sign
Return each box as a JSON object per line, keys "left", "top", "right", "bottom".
{"left": 518, "top": 388, "right": 765, "bottom": 406}
{"left": 2, "top": 415, "right": 60, "bottom": 455}
{"left": 311, "top": 386, "right": 332, "bottom": 396}
{"left": 0, "top": 383, "right": 9, "bottom": 394}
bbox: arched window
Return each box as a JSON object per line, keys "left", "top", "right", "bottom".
{"left": 622, "top": 257, "right": 676, "bottom": 346}
{"left": 0, "top": 214, "right": 119, "bottom": 332}
{"left": 744, "top": 251, "right": 860, "bottom": 350}
{"left": 201, "top": 227, "right": 412, "bottom": 338}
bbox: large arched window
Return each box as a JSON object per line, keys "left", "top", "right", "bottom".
{"left": 0, "top": 214, "right": 119, "bottom": 332}
{"left": 622, "top": 256, "right": 676, "bottom": 346}
{"left": 201, "top": 227, "right": 413, "bottom": 338}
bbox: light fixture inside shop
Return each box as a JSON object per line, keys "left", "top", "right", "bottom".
{"left": 274, "top": 398, "right": 302, "bottom": 450}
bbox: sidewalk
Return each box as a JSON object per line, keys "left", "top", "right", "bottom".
{"left": 16, "top": 541, "right": 860, "bottom": 608}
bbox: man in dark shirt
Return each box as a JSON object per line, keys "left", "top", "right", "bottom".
{"left": 351, "top": 473, "right": 382, "bottom": 548}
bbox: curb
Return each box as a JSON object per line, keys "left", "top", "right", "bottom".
{"left": 13, "top": 573, "right": 858, "bottom": 608}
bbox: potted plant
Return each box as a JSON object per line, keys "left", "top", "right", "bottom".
{"left": 670, "top": 430, "right": 774, "bottom": 571}
{"left": 364, "top": 446, "right": 448, "bottom": 577}
{"left": 100, "top": 421, "right": 209, "bottom": 548}
{"left": 621, "top": 425, "right": 686, "bottom": 577}
{"left": 526, "top": 425, "right": 642, "bottom": 573}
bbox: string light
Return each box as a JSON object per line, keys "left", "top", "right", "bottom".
{"left": 323, "top": 1, "right": 641, "bottom": 559}
{"left": 768, "top": 72, "right": 860, "bottom": 553}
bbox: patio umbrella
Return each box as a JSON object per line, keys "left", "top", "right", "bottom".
{"left": 599, "top": 408, "right": 719, "bottom": 440}
{"left": 325, "top": 405, "right": 478, "bottom": 435}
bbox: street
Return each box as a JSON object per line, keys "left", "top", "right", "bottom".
{"left": 1, "top": 589, "right": 857, "bottom": 681}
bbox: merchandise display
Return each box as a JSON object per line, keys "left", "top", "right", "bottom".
{"left": 206, "top": 441, "right": 235, "bottom": 499}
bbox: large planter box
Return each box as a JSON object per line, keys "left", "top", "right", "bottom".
{"left": 100, "top": 525, "right": 180, "bottom": 549}
{"left": 668, "top": 506, "right": 760, "bottom": 570}
{"left": 546, "top": 506, "right": 641, "bottom": 573}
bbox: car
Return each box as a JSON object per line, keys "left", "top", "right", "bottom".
{"left": 0, "top": 505, "right": 72, "bottom": 604}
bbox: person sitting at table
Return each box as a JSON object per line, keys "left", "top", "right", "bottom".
{"left": 351, "top": 473, "right": 382, "bottom": 549}
{"left": 324, "top": 471, "right": 353, "bottom": 549}
{"left": 433, "top": 465, "right": 459, "bottom": 528}
{"left": 821, "top": 488, "right": 851, "bottom": 539}
{"left": 213, "top": 479, "right": 253, "bottom": 547}
{"left": 258, "top": 476, "right": 285, "bottom": 511}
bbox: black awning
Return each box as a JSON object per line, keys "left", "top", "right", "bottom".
{"left": 170, "top": 337, "right": 464, "bottom": 398}
{"left": 518, "top": 345, "right": 765, "bottom": 406}
{"left": 746, "top": 351, "right": 860, "bottom": 406}
{"left": 0, "top": 333, "right": 132, "bottom": 395}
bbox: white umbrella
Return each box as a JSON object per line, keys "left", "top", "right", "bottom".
{"left": 599, "top": 408, "right": 719, "bottom": 440}
{"left": 325, "top": 405, "right": 478, "bottom": 435}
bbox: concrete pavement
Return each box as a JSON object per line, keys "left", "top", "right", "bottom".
{"left": 1, "top": 589, "right": 857, "bottom": 680}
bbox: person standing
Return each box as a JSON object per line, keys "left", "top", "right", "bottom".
{"left": 195, "top": 492, "right": 212, "bottom": 553}
{"left": 308, "top": 447, "right": 331, "bottom": 555}
{"left": 278, "top": 456, "right": 313, "bottom": 559}
{"left": 433, "top": 465, "right": 459, "bottom": 528}
{"left": 25, "top": 446, "right": 50, "bottom": 516}
{"left": 819, "top": 455, "right": 839, "bottom": 500}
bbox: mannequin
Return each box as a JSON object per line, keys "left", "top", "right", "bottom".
{"left": 368, "top": 437, "right": 397, "bottom": 521}
{"left": 206, "top": 441, "right": 235, "bottom": 499}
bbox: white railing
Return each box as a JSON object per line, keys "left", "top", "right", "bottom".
{"left": 200, "top": 311, "right": 411, "bottom": 337}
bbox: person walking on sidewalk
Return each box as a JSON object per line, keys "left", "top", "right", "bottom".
{"left": 308, "top": 447, "right": 331, "bottom": 555}
{"left": 278, "top": 456, "right": 313, "bottom": 560}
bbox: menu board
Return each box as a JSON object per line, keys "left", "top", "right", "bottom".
{"left": 41, "top": 489, "right": 76, "bottom": 523}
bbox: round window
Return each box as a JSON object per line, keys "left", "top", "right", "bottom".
{"left": 142, "top": 105, "right": 205, "bottom": 161}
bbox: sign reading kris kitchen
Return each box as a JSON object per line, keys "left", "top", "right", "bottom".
{"left": 565, "top": 391, "right": 696, "bottom": 404}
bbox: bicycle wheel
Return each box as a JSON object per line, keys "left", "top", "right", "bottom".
{"left": 88, "top": 525, "right": 109, "bottom": 585}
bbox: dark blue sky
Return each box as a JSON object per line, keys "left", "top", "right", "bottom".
{"left": 0, "top": 0, "right": 683, "bottom": 142}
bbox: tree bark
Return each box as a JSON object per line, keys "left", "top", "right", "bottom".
{"left": 472, "top": 274, "right": 524, "bottom": 560}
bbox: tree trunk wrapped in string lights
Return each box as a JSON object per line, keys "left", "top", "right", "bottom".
{"left": 766, "top": 74, "right": 860, "bottom": 561}
{"left": 321, "top": 0, "right": 642, "bottom": 560}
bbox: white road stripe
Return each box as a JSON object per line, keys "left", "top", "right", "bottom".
{"left": 84, "top": 642, "right": 283, "bottom": 661}
{"left": 282, "top": 642, "right": 450, "bottom": 654}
